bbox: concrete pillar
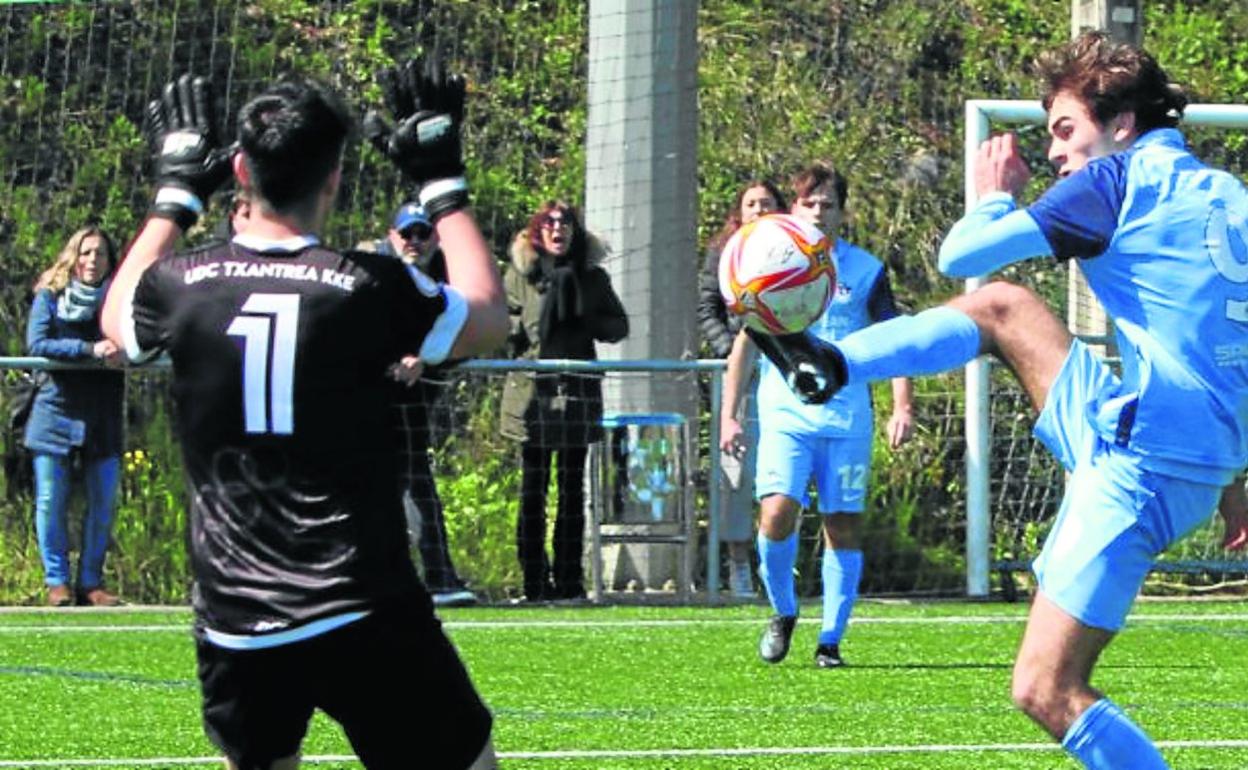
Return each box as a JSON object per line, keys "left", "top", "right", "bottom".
{"left": 585, "top": 0, "right": 699, "bottom": 419}
{"left": 584, "top": 0, "right": 700, "bottom": 594}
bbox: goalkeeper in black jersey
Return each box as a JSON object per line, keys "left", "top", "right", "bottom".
{"left": 101, "top": 61, "right": 506, "bottom": 770}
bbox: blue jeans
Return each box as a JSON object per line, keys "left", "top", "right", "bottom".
{"left": 32, "top": 453, "right": 120, "bottom": 589}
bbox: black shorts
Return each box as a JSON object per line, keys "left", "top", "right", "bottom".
{"left": 196, "top": 604, "right": 492, "bottom": 770}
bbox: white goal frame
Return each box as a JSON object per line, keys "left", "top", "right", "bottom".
{"left": 962, "top": 99, "right": 1248, "bottom": 596}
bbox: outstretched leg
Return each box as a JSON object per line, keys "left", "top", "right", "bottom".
{"left": 759, "top": 280, "right": 1072, "bottom": 411}
{"left": 947, "top": 281, "right": 1072, "bottom": 411}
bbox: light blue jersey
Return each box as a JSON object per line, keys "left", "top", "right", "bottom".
{"left": 756, "top": 240, "right": 897, "bottom": 438}
{"left": 1026, "top": 128, "right": 1248, "bottom": 485}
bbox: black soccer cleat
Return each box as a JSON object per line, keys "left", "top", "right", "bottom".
{"left": 746, "top": 328, "right": 846, "bottom": 405}
{"left": 814, "top": 643, "right": 844, "bottom": 669}
{"left": 759, "top": 615, "right": 798, "bottom": 664}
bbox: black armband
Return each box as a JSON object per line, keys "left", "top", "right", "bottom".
{"left": 150, "top": 187, "right": 204, "bottom": 231}
{"left": 419, "top": 177, "right": 470, "bottom": 222}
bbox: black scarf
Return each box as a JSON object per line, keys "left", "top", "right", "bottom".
{"left": 537, "top": 262, "right": 584, "bottom": 347}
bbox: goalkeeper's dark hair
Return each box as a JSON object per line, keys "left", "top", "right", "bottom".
{"left": 237, "top": 76, "right": 353, "bottom": 213}
{"left": 1038, "top": 31, "right": 1187, "bottom": 132}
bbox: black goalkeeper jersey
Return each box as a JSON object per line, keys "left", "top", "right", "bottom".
{"left": 126, "top": 235, "right": 462, "bottom": 638}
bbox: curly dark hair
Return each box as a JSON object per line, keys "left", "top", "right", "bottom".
{"left": 1037, "top": 31, "right": 1187, "bottom": 132}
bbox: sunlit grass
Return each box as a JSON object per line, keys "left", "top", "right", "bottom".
{"left": 0, "top": 599, "right": 1245, "bottom": 768}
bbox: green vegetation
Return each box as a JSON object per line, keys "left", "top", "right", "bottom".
{"left": 2, "top": 600, "right": 1247, "bottom": 767}
{"left": 1, "top": 1, "right": 1246, "bottom": 603}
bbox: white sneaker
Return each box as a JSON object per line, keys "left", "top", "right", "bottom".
{"left": 729, "top": 561, "right": 754, "bottom": 598}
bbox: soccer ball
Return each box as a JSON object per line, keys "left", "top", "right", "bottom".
{"left": 718, "top": 213, "right": 835, "bottom": 335}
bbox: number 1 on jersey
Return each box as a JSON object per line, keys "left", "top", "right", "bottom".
{"left": 226, "top": 294, "right": 300, "bottom": 434}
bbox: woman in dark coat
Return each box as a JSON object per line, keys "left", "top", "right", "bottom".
{"left": 25, "top": 226, "right": 126, "bottom": 606}
{"left": 501, "top": 201, "right": 628, "bottom": 600}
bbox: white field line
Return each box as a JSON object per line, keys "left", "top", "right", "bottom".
{"left": 0, "top": 613, "right": 1246, "bottom": 633}
{"left": 3, "top": 740, "right": 1248, "bottom": 766}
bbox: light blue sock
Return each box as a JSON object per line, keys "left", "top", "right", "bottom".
{"left": 756, "top": 530, "right": 799, "bottom": 618}
{"left": 818, "top": 548, "right": 862, "bottom": 646}
{"left": 1061, "top": 698, "right": 1169, "bottom": 770}
{"left": 836, "top": 306, "right": 981, "bottom": 384}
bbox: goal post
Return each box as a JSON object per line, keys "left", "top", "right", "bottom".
{"left": 962, "top": 99, "right": 1248, "bottom": 596}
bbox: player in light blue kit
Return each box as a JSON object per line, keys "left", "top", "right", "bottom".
{"left": 751, "top": 33, "right": 1248, "bottom": 769}
{"left": 721, "top": 164, "right": 913, "bottom": 668}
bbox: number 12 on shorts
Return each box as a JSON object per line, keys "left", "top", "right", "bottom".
{"left": 227, "top": 293, "right": 301, "bottom": 435}
{"left": 837, "top": 463, "right": 867, "bottom": 498}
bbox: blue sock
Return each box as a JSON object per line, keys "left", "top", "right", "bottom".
{"left": 1061, "top": 698, "right": 1169, "bottom": 770}
{"left": 818, "top": 548, "right": 862, "bottom": 646}
{"left": 756, "top": 530, "right": 799, "bottom": 618}
{"left": 836, "top": 306, "right": 981, "bottom": 384}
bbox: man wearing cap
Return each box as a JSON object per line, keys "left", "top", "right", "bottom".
{"left": 362, "top": 202, "right": 480, "bottom": 607}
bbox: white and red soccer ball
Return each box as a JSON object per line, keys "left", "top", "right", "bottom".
{"left": 718, "top": 213, "right": 835, "bottom": 335}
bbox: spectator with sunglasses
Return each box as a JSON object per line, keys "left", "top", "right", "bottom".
{"left": 501, "top": 201, "right": 629, "bottom": 601}
{"left": 367, "top": 202, "right": 433, "bottom": 264}
{"left": 359, "top": 202, "right": 479, "bottom": 607}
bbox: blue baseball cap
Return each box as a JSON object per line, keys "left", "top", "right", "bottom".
{"left": 393, "top": 202, "right": 430, "bottom": 233}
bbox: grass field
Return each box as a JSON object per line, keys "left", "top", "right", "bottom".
{"left": 1, "top": 598, "right": 1246, "bottom": 769}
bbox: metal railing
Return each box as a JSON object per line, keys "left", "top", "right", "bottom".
{"left": 0, "top": 355, "right": 731, "bottom": 600}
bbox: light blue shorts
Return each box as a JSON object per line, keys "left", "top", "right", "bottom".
{"left": 1032, "top": 341, "right": 1222, "bottom": 631}
{"left": 754, "top": 430, "right": 871, "bottom": 514}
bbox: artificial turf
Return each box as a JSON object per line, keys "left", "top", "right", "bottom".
{"left": 0, "top": 599, "right": 1245, "bottom": 769}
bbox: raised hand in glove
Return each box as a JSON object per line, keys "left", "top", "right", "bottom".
{"left": 145, "top": 74, "right": 233, "bottom": 231}
{"left": 363, "top": 57, "right": 469, "bottom": 222}
{"left": 747, "top": 327, "right": 847, "bottom": 405}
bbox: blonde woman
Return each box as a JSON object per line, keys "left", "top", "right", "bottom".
{"left": 25, "top": 226, "right": 125, "bottom": 606}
